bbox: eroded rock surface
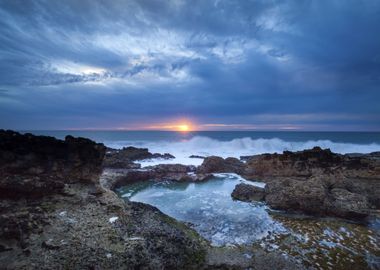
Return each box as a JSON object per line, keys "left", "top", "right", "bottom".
{"left": 105, "top": 164, "right": 213, "bottom": 190}
{"left": 243, "top": 146, "right": 380, "bottom": 180}
{"left": 197, "top": 156, "right": 245, "bottom": 174}
{"left": 231, "top": 183, "right": 265, "bottom": 202}
{"left": 234, "top": 147, "right": 380, "bottom": 220}
{"left": 0, "top": 130, "right": 207, "bottom": 269}
{"left": 0, "top": 130, "right": 105, "bottom": 198}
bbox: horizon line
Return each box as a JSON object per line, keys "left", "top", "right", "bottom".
{"left": 11, "top": 129, "right": 380, "bottom": 133}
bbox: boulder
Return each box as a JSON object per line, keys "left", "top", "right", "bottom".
{"left": 326, "top": 188, "right": 370, "bottom": 219}
{"left": 264, "top": 176, "right": 370, "bottom": 220}
{"left": 231, "top": 183, "right": 265, "bottom": 202}
{"left": 197, "top": 156, "right": 245, "bottom": 174}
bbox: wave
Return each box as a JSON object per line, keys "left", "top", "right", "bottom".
{"left": 104, "top": 136, "right": 380, "bottom": 166}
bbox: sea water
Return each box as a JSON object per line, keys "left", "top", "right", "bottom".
{"left": 117, "top": 173, "right": 284, "bottom": 246}
{"left": 117, "top": 174, "right": 380, "bottom": 269}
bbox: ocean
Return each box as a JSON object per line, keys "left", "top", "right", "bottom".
{"left": 23, "top": 131, "right": 380, "bottom": 166}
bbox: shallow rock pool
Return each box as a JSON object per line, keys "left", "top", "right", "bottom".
{"left": 118, "top": 173, "right": 284, "bottom": 246}
{"left": 117, "top": 174, "right": 380, "bottom": 269}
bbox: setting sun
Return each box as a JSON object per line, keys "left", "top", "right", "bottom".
{"left": 177, "top": 124, "right": 189, "bottom": 132}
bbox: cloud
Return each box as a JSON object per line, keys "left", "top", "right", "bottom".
{"left": 0, "top": 0, "right": 379, "bottom": 130}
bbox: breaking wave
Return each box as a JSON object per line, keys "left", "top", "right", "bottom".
{"left": 104, "top": 136, "right": 380, "bottom": 166}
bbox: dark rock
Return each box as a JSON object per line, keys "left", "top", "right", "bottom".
{"left": 264, "top": 176, "right": 370, "bottom": 220}
{"left": 264, "top": 177, "right": 328, "bottom": 216}
{"left": 189, "top": 155, "right": 206, "bottom": 159}
{"left": 240, "top": 147, "right": 379, "bottom": 219}
{"left": 108, "top": 164, "right": 211, "bottom": 190}
{"left": 231, "top": 183, "right": 265, "bottom": 202}
{"left": 240, "top": 155, "right": 260, "bottom": 162}
{"left": 151, "top": 152, "right": 175, "bottom": 159}
{"left": 243, "top": 146, "right": 380, "bottom": 180}
{"left": 326, "top": 188, "right": 370, "bottom": 219}
{"left": 0, "top": 130, "right": 208, "bottom": 269}
{"left": 197, "top": 156, "right": 245, "bottom": 174}
{"left": 0, "top": 130, "right": 106, "bottom": 198}
{"left": 103, "top": 146, "right": 174, "bottom": 169}
{"left": 42, "top": 239, "right": 61, "bottom": 250}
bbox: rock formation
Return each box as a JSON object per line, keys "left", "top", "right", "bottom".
{"left": 103, "top": 146, "right": 174, "bottom": 169}
{"left": 243, "top": 146, "right": 380, "bottom": 180}
{"left": 232, "top": 147, "right": 380, "bottom": 220}
{"left": 0, "top": 130, "right": 207, "bottom": 269}
{"left": 231, "top": 183, "right": 265, "bottom": 202}
{"left": 197, "top": 156, "right": 245, "bottom": 174}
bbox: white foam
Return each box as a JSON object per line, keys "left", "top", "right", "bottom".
{"left": 104, "top": 136, "right": 380, "bottom": 166}
{"left": 109, "top": 216, "right": 119, "bottom": 223}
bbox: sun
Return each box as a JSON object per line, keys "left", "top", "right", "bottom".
{"left": 177, "top": 124, "right": 189, "bottom": 132}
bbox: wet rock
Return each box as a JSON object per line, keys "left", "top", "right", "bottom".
{"left": 106, "top": 164, "right": 212, "bottom": 190}
{"left": 231, "top": 183, "right": 265, "bottom": 202}
{"left": 264, "top": 176, "right": 370, "bottom": 220}
{"left": 241, "top": 147, "right": 379, "bottom": 219}
{"left": 0, "top": 130, "right": 208, "bottom": 269}
{"left": 41, "top": 239, "right": 61, "bottom": 250}
{"left": 0, "top": 130, "right": 106, "bottom": 198}
{"left": 264, "top": 177, "right": 328, "bottom": 216}
{"left": 197, "top": 156, "right": 245, "bottom": 174}
{"left": 189, "top": 155, "right": 206, "bottom": 159}
{"left": 326, "top": 188, "right": 370, "bottom": 219}
{"left": 103, "top": 146, "right": 174, "bottom": 169}
{"left": 243, "top": 147, "right": 380, "bottom": 180}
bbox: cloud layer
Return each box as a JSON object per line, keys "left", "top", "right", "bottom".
{"left": 0, "top": 0, "right": 379, "bottom": 130}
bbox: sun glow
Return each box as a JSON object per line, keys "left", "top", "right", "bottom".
{"left": 143, "top": 121, "right": 195, "bottom": 132}
{"left": 177, "top": 124, "right": 189, "bottom": 132}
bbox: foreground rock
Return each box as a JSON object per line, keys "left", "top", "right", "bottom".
{"left": 0, "top": 130, "right": 207, "bottom": 269}
{"left": 264, "top": 176, "right": 370, "bottom": 219}
{"left": 103, "top": 146, "right": 174, "bottom": 169}
{"left": 0, "top": 130, "right": 105, "bottom": 198}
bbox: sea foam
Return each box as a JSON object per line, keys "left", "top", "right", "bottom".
{"left": 104, "top": 136, "right": 380, "bottom": 166}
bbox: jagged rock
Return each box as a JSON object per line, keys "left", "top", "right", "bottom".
{"left": 197, "top": 156, "right": 245, "bottom": 174}
{"left": 264, "top": 177, "right": 328, "bottom": 216}
{"left": 326, "top": 188, "right": 370, "bottom": 219}
{"left": 107, "top": 164, "right": 211, "bottom": 190}
{"left": 231, "top": 183, "right": 265, "bottom": 202}
{"left": 239, "top": 147, "right": 380, "bottom": 219}
{"left": 264, "top": 176, "right": 370, "bottom": 220}
{"left": 103, "top": 146, "right": 174, "bottom": 169}
{"left": 0, "top": 130, "right": 208, "bottom": 269}
{"left": 0, "top": 130, "right": 106, "bottom": 198}
{"left": 243, "top": 147, "right": 380, "bottom": 180}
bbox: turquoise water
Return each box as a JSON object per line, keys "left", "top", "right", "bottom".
{"left": 117, "top": 174, "right": 380, "bottom": 269}
{"left": 117, "top": 173, "right": 285, "bottom": 246}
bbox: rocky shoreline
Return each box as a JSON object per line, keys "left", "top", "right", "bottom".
{"left": 1, "top": 130, "right": 379, "bottom": 269}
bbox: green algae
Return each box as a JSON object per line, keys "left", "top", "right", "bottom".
{"left": 259, "top": 214, "right": 380, "bottom": 270}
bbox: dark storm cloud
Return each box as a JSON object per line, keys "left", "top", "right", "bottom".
{"left": 0, "top": 0, "right": 379, "bottom": 130}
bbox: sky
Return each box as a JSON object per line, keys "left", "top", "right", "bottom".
{"left": 0, "top": 0, "right": 380, "bottom": 131}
